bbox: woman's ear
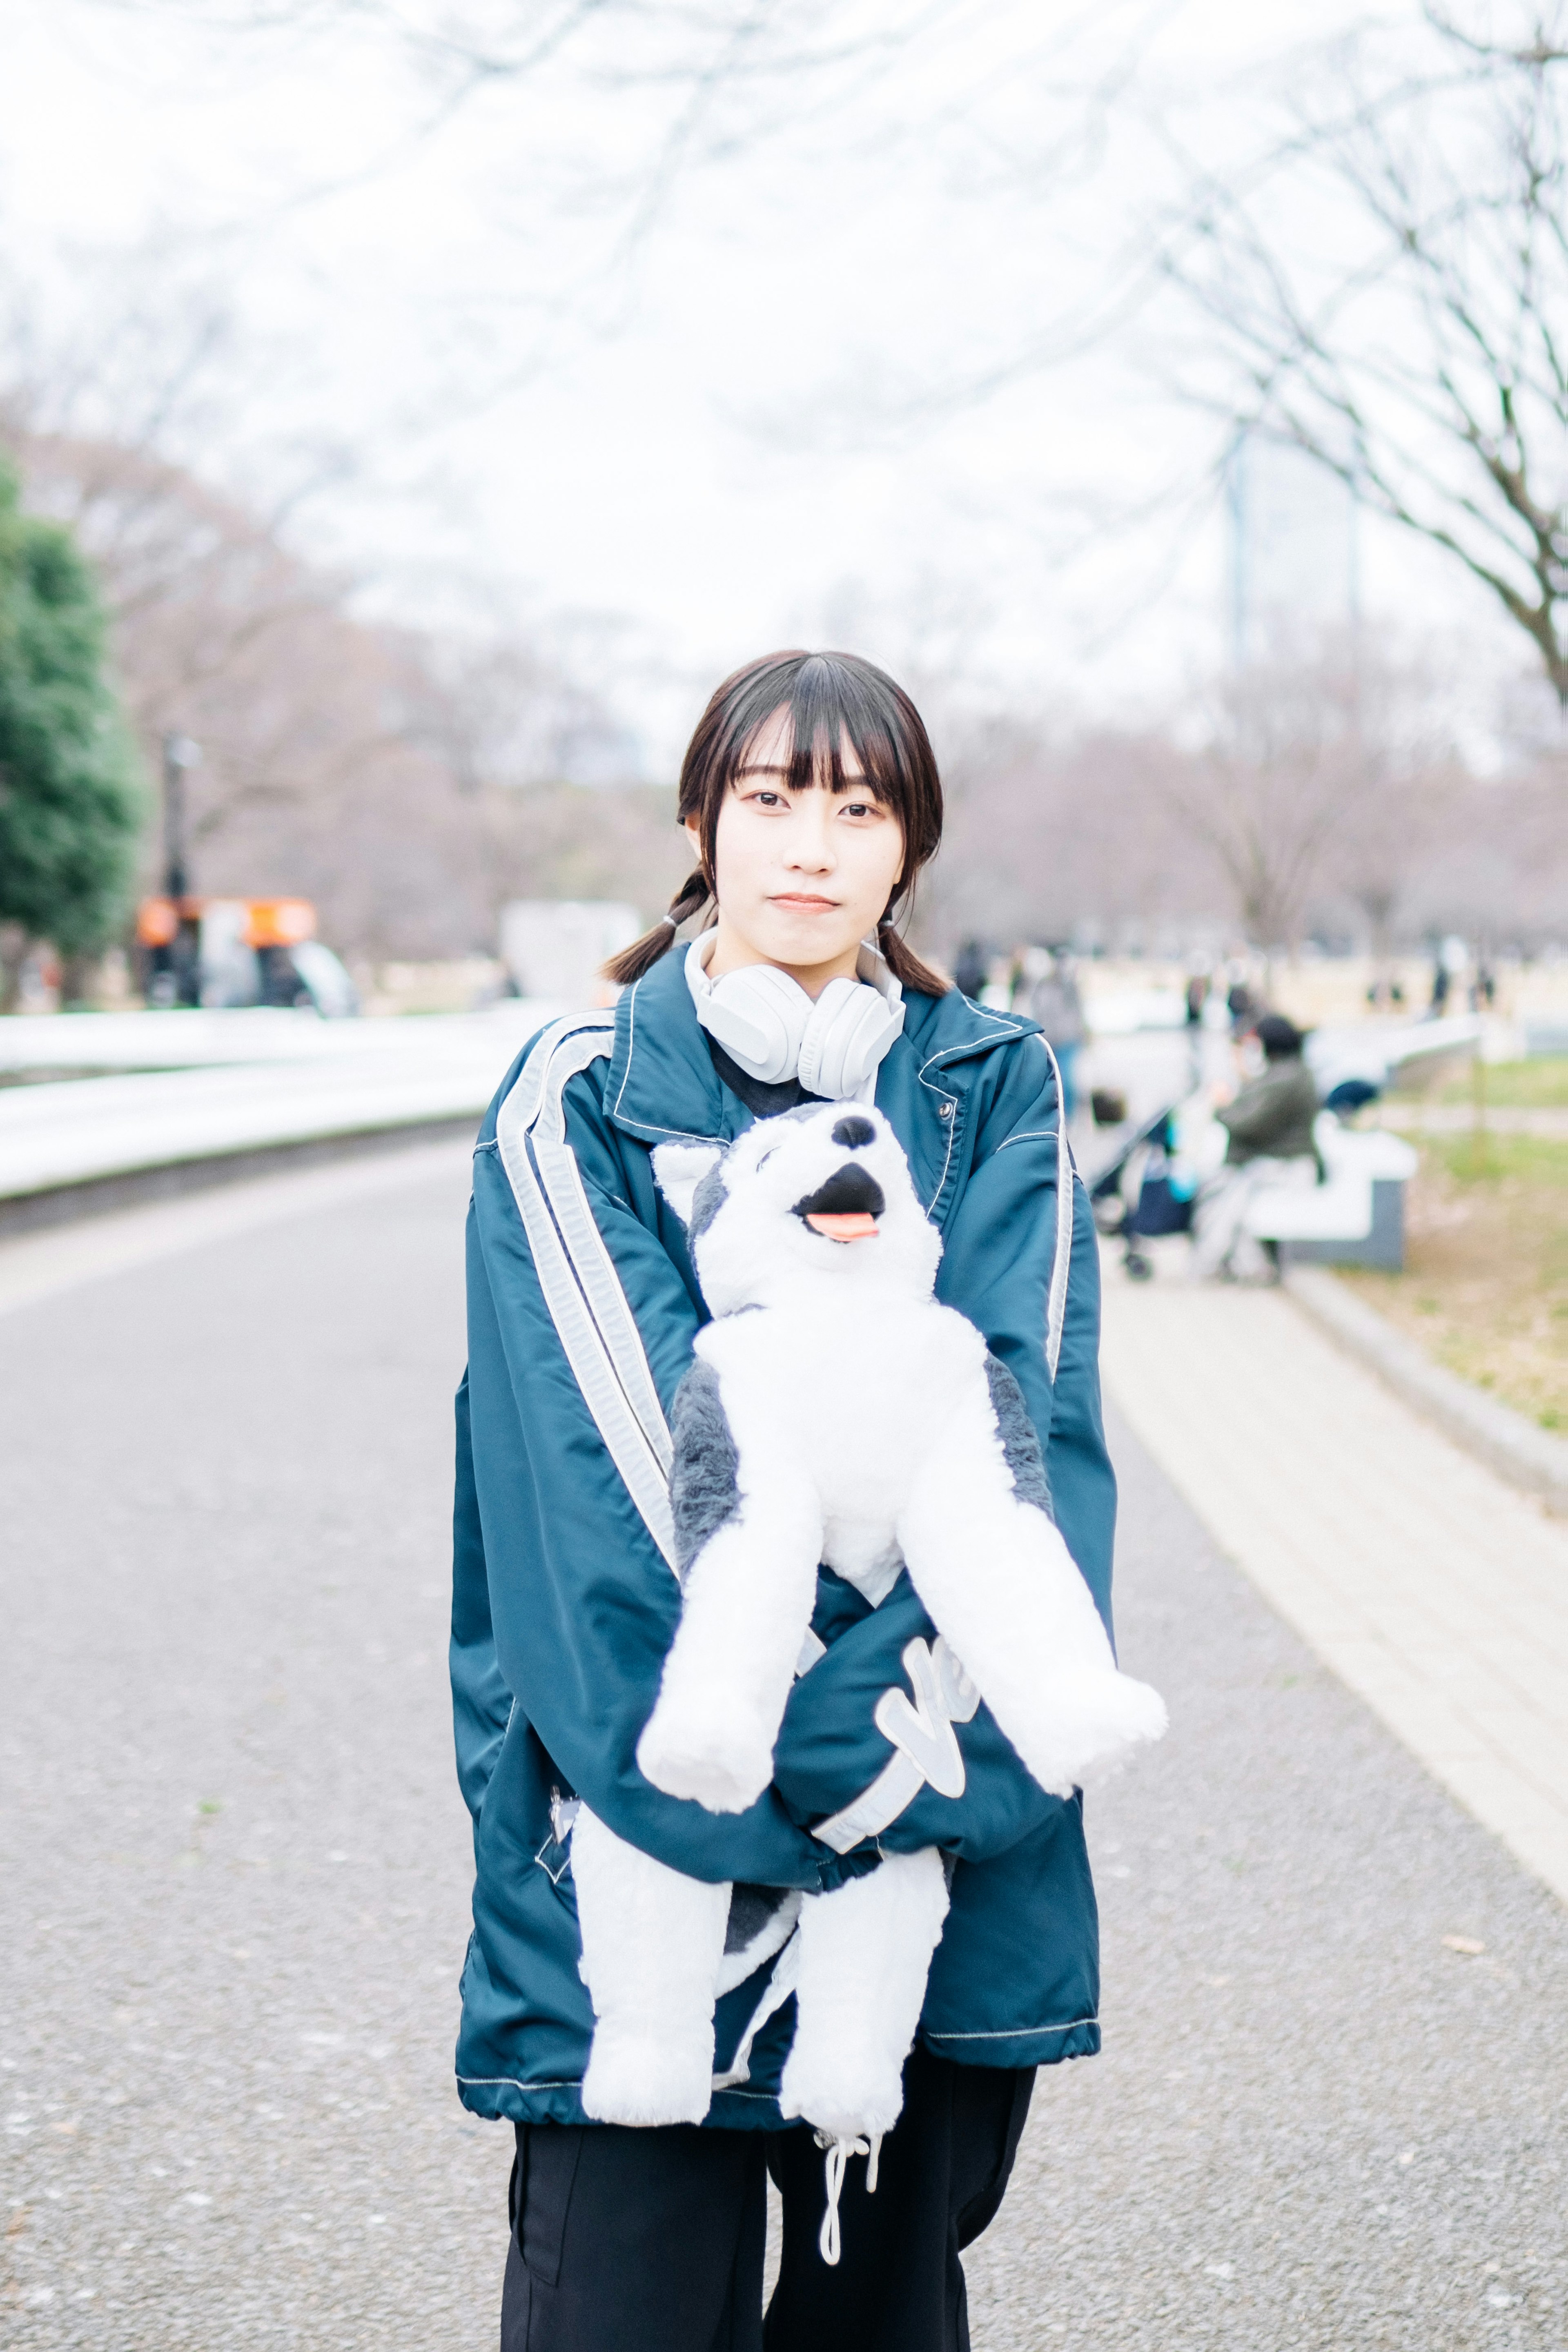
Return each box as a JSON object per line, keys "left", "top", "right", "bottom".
{"left": 683, "top": 817, "right": 704, "bottom": 862}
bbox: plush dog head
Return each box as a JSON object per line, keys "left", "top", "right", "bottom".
{"left": 673, "top": 1104, "right": 942, "bottom": 1317}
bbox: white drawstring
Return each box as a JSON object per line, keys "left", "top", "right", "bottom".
{"left": 814, "top": 2131, "right": 884, "bottom": 2265}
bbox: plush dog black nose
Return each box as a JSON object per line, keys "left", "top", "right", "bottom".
{"left": 831, "top": 1116, "right": 876, "bottom": 1149}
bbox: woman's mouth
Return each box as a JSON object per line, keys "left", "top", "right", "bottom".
{"left": 770, "top": 893, "right": 838, "bottom": 912}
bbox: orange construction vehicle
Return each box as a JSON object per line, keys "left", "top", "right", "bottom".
{"left": 134, "top": 895, "right": 359, "bottom": 1017}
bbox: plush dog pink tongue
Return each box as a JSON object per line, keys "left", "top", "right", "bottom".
{"left": 794, "top": 1160, "right": 885, "bottom": 1243}
{"left": 806, "top": 1212, "right": 880, "bottom": 1242}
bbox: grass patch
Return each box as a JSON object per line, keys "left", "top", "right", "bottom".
{"left": 1430, "top": 1056, "right": 1568, "bottom": 1109}
{"left": 1340, "top": 1133, "right": 1568, "bottom": 1432}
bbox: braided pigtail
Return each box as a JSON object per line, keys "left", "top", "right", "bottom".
{"left": 603, "top": 867, "right": 711, "bottom": 987}
{"left": 877, "top": 888, "right": 950, "bottom": 997}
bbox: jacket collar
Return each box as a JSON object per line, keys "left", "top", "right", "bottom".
{"left": 604, "top": 945, "right": 738, "bottom": 1146}
{"left": 604, "top": 941, "right": 1038, "bottom": 1156}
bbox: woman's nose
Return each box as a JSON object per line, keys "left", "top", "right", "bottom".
{"left": 786, "top": 804, "right": 835, "bottom": 869}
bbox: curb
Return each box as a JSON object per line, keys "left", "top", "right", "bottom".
{"left": 0, "top": 1115, "right": 481, "bottom": 1240}
{"left": 1283, "top": 1265, "right": 1568, "bottom": 1518}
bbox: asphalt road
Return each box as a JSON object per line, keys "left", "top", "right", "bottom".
{"left": 3, "top": 1152, "right": 1566, "bottom": 2350}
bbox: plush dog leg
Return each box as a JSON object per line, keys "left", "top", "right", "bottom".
{"left": 638, "top": 1470, "right": 824, "bottom": 1813}
{"left": 899, "top": 1382, "right": 1166, "bottom": 1795}
{"left": 572, "top": 1806, "right": 730, "bottom": 2125}
{"left": 778, "top": 1847, "right": 950, "bottom": 2142}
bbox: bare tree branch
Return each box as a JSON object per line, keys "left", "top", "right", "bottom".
{"left": 1422, "top": 2, "right": 1568, "bottom": 67}
{"left": 1143, "top": 10, "right": 1568, "bottom": 702}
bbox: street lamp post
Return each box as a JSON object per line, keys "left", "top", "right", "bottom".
{"left": 160, "top": 733, "right": 202, "bottom": 1005}
{"left": 162, "top": 732, "right": 200, "bottom": 900}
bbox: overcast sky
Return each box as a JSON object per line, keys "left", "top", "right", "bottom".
{"left": 0, "top": 0, "right": 1510, "bottom": 769}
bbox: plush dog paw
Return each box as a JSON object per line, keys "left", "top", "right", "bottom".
{"left": 778, "top": 2043, "right": 907, "bottom": 2144}
{"left": 1044, "top": 1670, "right": 1170, "bottom": 1787}
{"left": 636, "top": 1707, "right": 773, "bottom": 1815}
{"left": 581, "top": 2021, "right": 714, "bottom": 2126}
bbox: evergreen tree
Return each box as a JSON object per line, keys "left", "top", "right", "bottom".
{"left": 0, "top": 462, "right": 144, "bottom": 1000}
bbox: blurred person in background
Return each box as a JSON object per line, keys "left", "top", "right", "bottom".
{"left": 1018, "top": 947, "right": 1086, "bottom": 1119}
{"left": 953, "top": 938, "right": 987, "bottom": 999}
{"left": 1225, "top": 971, "right": 1259, "bottom": 1033}
{"left": 1184, "top": 967, "right": 1209, "bottom": 1030}
{"left": 1429, "top": 950, "right": 1451, "bottom": 1016}
{"left": 1191, "top": 1013, "right": 1320, "bottom": 1282}
{"left": 1184, "top": 964, "right": 1211, "bottom": 1084}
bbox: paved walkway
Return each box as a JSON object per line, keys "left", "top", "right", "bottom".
{"left": 0, "top": 1150, "right": 506, "bottom": 2348}
{"left": 968, "top": 1418, "right": 1568, "bottom": 2350}
{"left": 4, "top": 1160, "right": 1568, "bottom": 2345}
{"left": 1100, "top": 1254, "right": 1568, "bottom": 1909}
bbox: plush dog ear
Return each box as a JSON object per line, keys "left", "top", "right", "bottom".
{"left": 652, "top": 1141, "right": 724, "bottom": 1227}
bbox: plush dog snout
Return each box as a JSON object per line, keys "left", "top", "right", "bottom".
{"left": 688, "top": 1101, "right": 942, "bottom": 1309}
{"left": 792, "top": 1162, "right": 886, "bottom": 1242}
{"left": 793, "top": 1165, "right": 886, "bottom": 1224}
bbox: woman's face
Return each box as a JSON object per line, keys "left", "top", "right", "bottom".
{"left": 687, "top": 706, "right": 906, "bottom": 995}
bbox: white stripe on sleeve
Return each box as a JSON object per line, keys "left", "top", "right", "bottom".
{"left": 1040, "top": 1038, "right": 1075, "bottom": 1382}
{"left": 494, "top": 1017, "right": 678, "bottom": 1574}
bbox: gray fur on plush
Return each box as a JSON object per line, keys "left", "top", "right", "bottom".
{"left": 573, "top": 1104, "right": 1166, "bottom": 2145}
{"left": 669, "top": 1361, "right": 742, "bottom": 1581}
{"left": 984, "top": 1354, "right": 1053, "bottom": 1516}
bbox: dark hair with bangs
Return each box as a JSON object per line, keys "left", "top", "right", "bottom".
{"left": 605, "top": 649, "right": 950, "bottom": 995}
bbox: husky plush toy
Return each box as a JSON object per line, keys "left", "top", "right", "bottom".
{"left": 570, "top": 1102, "right": 1165, "bottom": 2160}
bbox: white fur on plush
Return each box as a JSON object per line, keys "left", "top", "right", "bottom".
{"left": 651, "top": 1140, "right": 723, "bottom": 1229}
{"left": 779, "top": 1847, "right": 951, "bottom": 2140}
{"left": 580, "top": 1102, "right": 1165, "bottom": 2145}
{"left": 635, "top": 1491, "right": 826, "bottom": 1811}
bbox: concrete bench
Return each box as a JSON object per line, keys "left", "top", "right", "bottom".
{"left": 1244, "top": 1115, "right": 1419, "bottom": 1272}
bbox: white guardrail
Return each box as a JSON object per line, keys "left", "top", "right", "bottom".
{"left": 0, "top": 1005, "right": 562, "bottom": 1207}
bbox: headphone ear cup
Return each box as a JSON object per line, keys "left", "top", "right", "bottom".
{"left": 700, "top": 964, "right": 811, "bottom": 1083}
{"left": 798, "top": 978, "right": 904, "bottom": 1098}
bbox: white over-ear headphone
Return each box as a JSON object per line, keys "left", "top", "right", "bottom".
{"left": 685, "top": 941, "right": 904, "bottom": 1099}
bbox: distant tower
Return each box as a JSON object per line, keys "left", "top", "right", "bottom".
{"left": 1225, "top": 432, "right": 1359, "bottom": 665}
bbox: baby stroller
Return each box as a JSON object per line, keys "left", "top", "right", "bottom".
{"left": 1089, "top": 1104, "right": 1194, "bottom": 1282}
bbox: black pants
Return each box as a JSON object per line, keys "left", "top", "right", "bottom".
{"left": 500, "top": 2046, "right": 1034, "bottom": 2352}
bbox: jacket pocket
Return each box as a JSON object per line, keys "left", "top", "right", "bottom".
{"left": 519, "top": 2123, "right": 586, "bottom": 2286}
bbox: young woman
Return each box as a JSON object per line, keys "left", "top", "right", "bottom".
{"left": 452, "top": 650, "right": 1117, "bottom": 2352}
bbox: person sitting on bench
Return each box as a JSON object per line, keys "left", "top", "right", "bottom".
{"left": 1191, "top": 1014, "right": 1319, "bottom": 1281}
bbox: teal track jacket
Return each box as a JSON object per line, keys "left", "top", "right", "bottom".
{"left": 452, "top": 947, "right": 1116, "bottom": 2127}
